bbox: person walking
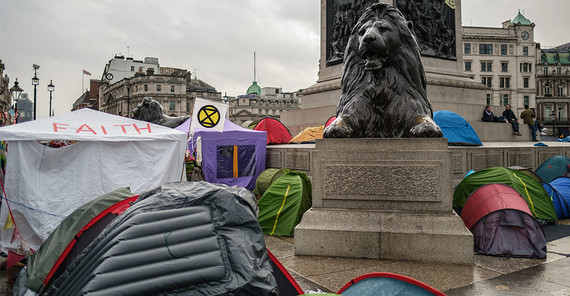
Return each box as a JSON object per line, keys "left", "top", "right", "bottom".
{"left": 520, "top": 105, "right": 538, "bottom": 141}
{"left": 503, "top": 104, "right": 521, "bottom": 136}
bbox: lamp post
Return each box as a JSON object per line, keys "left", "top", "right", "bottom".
{"left": 47, "top": 80, "right": 55, "bottom": 117}
{"left": 32, "top": 64, "right": 40, "bottom": 120}
{"left": 9, "top": 78, "right": 23, "bottom": 124}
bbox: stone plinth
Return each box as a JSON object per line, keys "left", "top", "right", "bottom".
{"left": 294, "top": 138, "right": 474, "bottom": 264}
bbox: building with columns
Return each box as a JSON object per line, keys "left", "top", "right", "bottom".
{"left": 99, "top": 57, "right": 222, "bottom": 116}
{"left": 535, "top": 43, "right": 570, "bottom": 126}
{"left": 228, "top": 82, "right": 300, "bottom": 126}
{"left": 462, "top": 11, "right": 537, "bottom": 116}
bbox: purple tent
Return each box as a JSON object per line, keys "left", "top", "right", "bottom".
{"left": 178, "top": 118, "right": 267, "bottom": 190}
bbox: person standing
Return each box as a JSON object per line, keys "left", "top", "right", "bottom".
{"left": 503, "top": 104, "right": 521, "bottom": 136}
{"left": 520, "top": 105, "right": 538, "bottom": 141}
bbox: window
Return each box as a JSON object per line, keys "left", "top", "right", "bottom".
{"left": 499, "top": 77, "right": 510, "bottom": 88}
{"left": 464, "top": 43, "right": 471, "bottom": 54}
{"left": 557, "top": 67, "right": 562, "bottom": 75}
{"left": 520, "top": 62, "right": 532, "bottom": 73}
{"left": 545, "top": 84, "right": 551, "bottom": 96}
{"left": 481, "top": 76, "right": 492, "bottom": 88}
{"left": 130, "top": 66, "right": 134, "bottom": 71}
{"left": 186, "top": 102, "right": 190, "bottom": 112}
{"left": 501, "top": 62, "right": 508, "bottom": 72}
{"left": 558, "top": 106, "right": 566, "bottom": 121}
{"left": 481, "top": 61, "right": 492, "bottom": 72}
{"left": 479, "top": 44, "right": 493, "bottom": 55}
{"left": 524, "top": 96, "right": 529, "bottom": 106}
{"left": 523, "top": 77, "right": 529, "bottom": 88}
{"left": 545, "top": 106, "right": 552, "bottom": 121}
{"left": 157, "top": 85, "right": 162, "bottom": 92}
{"left": 144, "top": 85, "right": 148, "bottom": 92}
{"left": 501, "top": 94, "right": 509, "bottom": 106}
{"left": 171, "top": 85, "right": 175, "bottom": 92}
{"left": 169, "top": 101, "right": 176, "bottom": 111}
{"left": 544, "top": 67, "right": 549, "bottom": 75}
{"left": 559, "top": 84, "right": 565, "bottom": 97}
{"left": 465, "top": 61, "right": 472, "bottom": 71}
{"left": 523, "top": 46, "right": 528, "bottom": 56}
{"left": 501, "top": 44, "right": 508, "bottom": 55}
{"left": 486, "top": 93, "right": 492, "bottom": 105}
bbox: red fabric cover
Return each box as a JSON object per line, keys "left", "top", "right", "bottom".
{"left": 324, "top": 116, "right": 336, "bottom": 128}
{"left": 254, "top": 118, "right": 292, "bottom": 144}
{"left": 461, "top": 183, "right": 531, "bottom": 229}
{"left": 337, "top": 272, "right": 446, "bottom": 296}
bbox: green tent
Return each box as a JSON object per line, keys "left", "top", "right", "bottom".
{"left": 454, "top": 167, "right": 557, "bottom": 222}
{"left": 253, "top": 168, "right": 291, "bottom": 197}
{"left": 26, "top": 187, "right": 136, "bottom": 293}
{"left": 257, "top": 170, "right": 312, "bottom": 236}
{"left": 535, "top": 155, "right": 570, "bottom": 183}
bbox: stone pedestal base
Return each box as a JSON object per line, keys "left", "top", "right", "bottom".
{"left": 294, "top": 138, "right": 473, "bottom": 264}
{"left": 295, "top": 208, "right": 473, "bottom": 264}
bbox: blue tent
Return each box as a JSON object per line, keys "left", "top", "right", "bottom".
{"left": 433, "top": 110, "right": 482, "bottom": 146}
{"left": 542, "top": 176, "right": 570, "bottom": 219}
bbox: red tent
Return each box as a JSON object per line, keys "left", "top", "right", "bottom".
{"left": 460, "top": 183, "right": 546, "bottom": 258}
{"left": 254, "top": 117, "right": 292, "bottom": 144}
{"left": 324, "top": 116, "right": 336, "bottom": 128}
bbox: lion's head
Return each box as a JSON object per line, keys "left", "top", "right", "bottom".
{"left": 132, "top": 97, "right": 190, "bottom": 128}
{"left": 342, "top": 3, "right": 426, "bottom": 97}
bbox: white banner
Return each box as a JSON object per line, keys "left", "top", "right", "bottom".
{"left": 190, "top": 98, "right": 228, "bottom": 134}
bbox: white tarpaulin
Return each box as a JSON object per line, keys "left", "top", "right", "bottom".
{"left": 0, "top": 109, "right": 187, "bottom": 252}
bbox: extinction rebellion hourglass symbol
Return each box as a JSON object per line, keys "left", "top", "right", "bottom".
{"left": 197, "top": 105, "right": 220, "bottom": 128}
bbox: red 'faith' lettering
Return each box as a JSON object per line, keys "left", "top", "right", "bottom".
{"left": 76, "top": 124, "right": 97, "bottom": 134}
{"left": 53, "top": 123, "right": 69, "bottom": 132}
{"left": 100, "top": 126, "right": 107, "bottom": 135}
{"left": 114, "top": 124, "right": 131, "bottom": 134}
{"left": 133, "top": 123, "right": 152, "bottom": 134}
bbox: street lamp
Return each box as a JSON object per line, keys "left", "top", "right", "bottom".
{"left": 9, "top": 78, "right": 23, "bottom": 124}
{"left": 32, "top": 64, "right": 40, "bottom": 120}
{"left": 47, "top": 80, "right": 55, "bottom": 117}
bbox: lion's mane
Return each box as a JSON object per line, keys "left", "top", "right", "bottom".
{"left": 132, "top": 97, "right": 190, "bottom": 128}
{"left": 324, "top": 3, "right": 440, "bottom": 138}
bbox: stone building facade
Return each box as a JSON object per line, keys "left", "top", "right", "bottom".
{"left": 462, "top": 11, "right": 537, "bottom": 115}
{"left": 228, "top": 85, "right": 300, "bottom": 126}
{"left": 99, "top": 68, "right": 221, "bottom": 117}
{"left": 535, "top": 43, "right": 570, "bottom": 125}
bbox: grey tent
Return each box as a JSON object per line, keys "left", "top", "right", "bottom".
{"left": 43, "top": 181, "right": 278, "bottom": 295}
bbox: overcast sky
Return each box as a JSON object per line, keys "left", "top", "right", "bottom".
{"left": 1, "top": 1, "right": 568, "bottom": 119}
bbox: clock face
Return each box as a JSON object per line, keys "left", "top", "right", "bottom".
{"left": 105, "top": 73, "right": 114, "bottom": 81}
{"left": 522, "top": 31, "right": 529, "bottom": 40}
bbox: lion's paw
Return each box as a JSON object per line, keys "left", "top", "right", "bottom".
{"left": 323, "top": 117, "right": 353, "bottom": 138}
{"left": 410, "top": 116, "right": 443, "bottom": 138}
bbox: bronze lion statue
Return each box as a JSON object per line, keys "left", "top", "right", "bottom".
{"left": 132, "top": 97, "right": 190, "bottom": 128}
{"left": 323, "top": 3, "right": 442, "bottom": 138}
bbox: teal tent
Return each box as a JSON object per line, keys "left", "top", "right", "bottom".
{"left": 535, "top": 155, "right": 570, "bottom": 183}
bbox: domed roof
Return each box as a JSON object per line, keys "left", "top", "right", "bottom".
{"left": 246, "top": 81, "right": 261, "bottom": 96}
